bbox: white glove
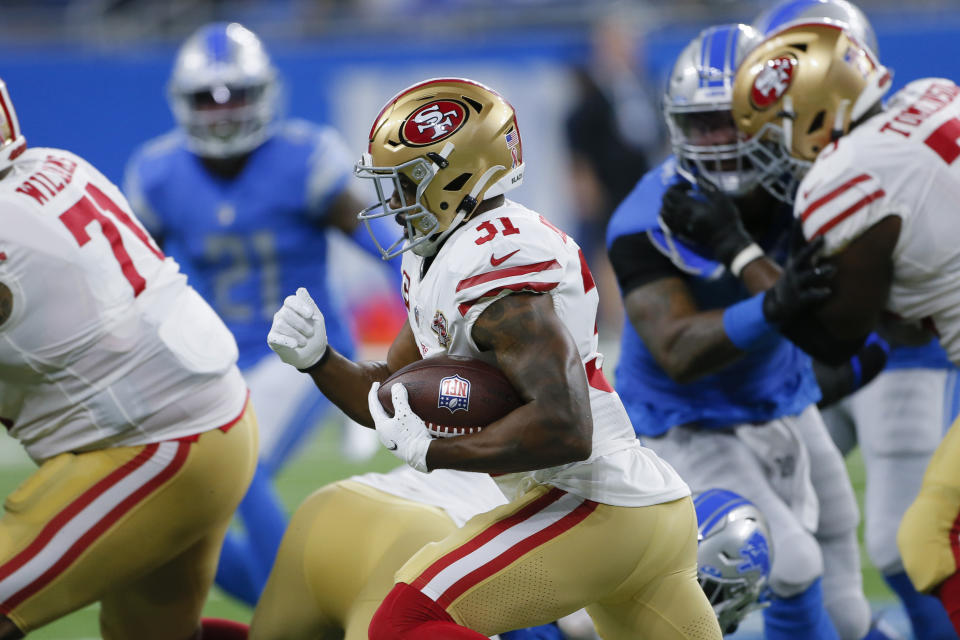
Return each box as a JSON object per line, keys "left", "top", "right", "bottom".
{"left": 267, "top": 287, "right": 328, "bottom": 370}
{"left": 368, "top": 382, "right": 433, "bottom": 473}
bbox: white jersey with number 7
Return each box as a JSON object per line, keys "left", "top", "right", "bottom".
{"left": 0, "top": 147, "right": 246, "bottom": 461}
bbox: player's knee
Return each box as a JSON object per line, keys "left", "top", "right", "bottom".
{"left": 0, "top": 616, "right": 24, "bottom": 640}
{"left": 769, "top": 531, "right": 822, "bottom": 598}
{"left": 814, "top": 487, "right": 860, "bottom": 540}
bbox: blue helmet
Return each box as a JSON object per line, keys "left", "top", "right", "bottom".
{"left": 753, "top": 0, "right": 878, "bottom": 56}
{"left": 167, "top": 22, "right": 279, "bottom": 159}
{"left": 695, "top": 488, "right": 772, "bottom": 634}
{"left": 663, "top": 24, "right": 765, "bottom": 195}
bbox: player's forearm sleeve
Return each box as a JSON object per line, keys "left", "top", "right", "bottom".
{"left": 608, "top": 232, "right": 679, "bottom": 295}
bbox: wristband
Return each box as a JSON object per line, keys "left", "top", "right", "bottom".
{"left": 298, "top": 345, "right": 331, "bottom": 373}
{"left": 729, "top": 243, "right": 765, "bottom": 277}
{"left": 723, "top": 293, "right": 778, "bottom": 350}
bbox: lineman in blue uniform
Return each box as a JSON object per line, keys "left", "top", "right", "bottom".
{"left": 124, "top": 22, "right": 391, "bottom": 606}
{"left": 606, "top": 23, "right": 892, "bottom": 640}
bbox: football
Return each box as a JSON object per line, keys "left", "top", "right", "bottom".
{"left": 377, "top": 354, "right": 523, "bottom": 438}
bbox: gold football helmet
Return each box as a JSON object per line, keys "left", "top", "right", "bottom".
{"left": 732, "top": 23, "right": 891, "bottom": 202}
{"left": 0, "top": 79, "right": 26, "bottom": 175}
{"left": 355, "top": 78, "right": 525, "bottom": 259}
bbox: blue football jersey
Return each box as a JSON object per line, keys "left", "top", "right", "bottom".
{"left": 125, "top": 119, "right": 359, "bottom": 369}
{"left": 606, "top": 158, "right": 821, "bottom": 437}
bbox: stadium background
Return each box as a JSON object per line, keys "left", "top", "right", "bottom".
{"left": 0, "top": 0, "right": 957, "bottom": 637}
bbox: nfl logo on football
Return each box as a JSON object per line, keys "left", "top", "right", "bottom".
{"left": 438, "top": 374, "right": 470, "bottom": 413}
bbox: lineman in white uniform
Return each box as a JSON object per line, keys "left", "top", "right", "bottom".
{"left": 0, "top": 79, "right": 256, "bottom": 639}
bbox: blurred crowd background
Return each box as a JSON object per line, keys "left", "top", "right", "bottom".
{"left": 2, "top": 0, "right": 958, "bottom": 339}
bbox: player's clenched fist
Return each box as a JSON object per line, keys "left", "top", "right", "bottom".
{"left": 267, "top": 287, "right": 328, "bottom": 370}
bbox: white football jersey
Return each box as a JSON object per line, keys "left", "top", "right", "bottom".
{"left": 351, "top": 466, "right": 508, "bottom": 527}
{"left": 796, "top": 78, "right": 960, "bottom": 364}
{"left": 399, "top": 199, "right": 689, "bottom": 506}
{"left": 0, "top": 148, "right": 246, "bottom": 461}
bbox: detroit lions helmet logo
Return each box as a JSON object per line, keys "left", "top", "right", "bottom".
{"left": 737, "top": 531, "right": 771, "bottom": 576}
{"left": 401, "top": 100, "right": 468, "bottom": 146}
{"left": 750, "top": 56, "right": 797, "bottom": 109}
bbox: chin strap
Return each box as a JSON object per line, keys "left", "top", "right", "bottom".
{"left": 413, "top": 161, "right": 514, "bottom": 258}
{"left": 851, "top": 66, "right": 893, "bottom": 122}
{"left": 831, "top": 99, "right": 851, "bottom": 142}
{"left": 777, "top": 96, "right": 796, "bottom": 154}
{"left": 412, "top": 146, "right": 526, "bottom": 257}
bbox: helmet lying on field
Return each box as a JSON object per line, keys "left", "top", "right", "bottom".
{"left": 695, "top": 488, "right": 773, "bottom": 634}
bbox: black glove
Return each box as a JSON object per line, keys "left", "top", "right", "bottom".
{"left": 660, "top": 179, "right": 753, "bottom": 268}
{"left": 814, "top": 333, "right": 890, "bottom": 408}
{"left": 763, "top": 235, "right": 835, "bottom": 325}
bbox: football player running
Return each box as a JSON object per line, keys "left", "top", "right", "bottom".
{"left": 726, "top": 18, "right": 960, "bottom": 635}
{"left": 124, "top": 22, "right": 392, "bottom": 606}
{"left": 753, "top": 2, "right": 960, "bottom": 638}
{"left": 607, "top": 22, "right": 890, "bottom": 640}
{"left": 267, "top": 77, "right": 721, "bottom": 639}
{"left": 0, "top": 79, "right": 257, "bottom": 639}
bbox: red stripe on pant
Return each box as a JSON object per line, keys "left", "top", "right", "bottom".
{"left": 410, "top": 488, "right": 567, "bottom": 591}
{"left": 0, "top": 441, "right": 190, "bottom": 614}
{"left": 436, "top": 498, "right": 597, "bottom": 608}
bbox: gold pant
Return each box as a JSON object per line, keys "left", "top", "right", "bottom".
{"left": 899, "top": 412, "right": 960, "bottom": 592}
{"left": 250, "top": 479, "right": 457, "bottom": 640}
{"left": 0, "top": 402, "right": 257, "bottom": 639}
{"left": 397, "top": 486, "right": 721, "bottom": 640}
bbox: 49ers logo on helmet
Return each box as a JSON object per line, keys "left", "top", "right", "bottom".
{"left": 750, "top": 56, "right": 797, "bottom": 110}
{"left": 401, "top": 100, "right": 468, "bottom": 146}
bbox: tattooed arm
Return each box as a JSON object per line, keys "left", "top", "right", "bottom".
{"left": 424, "top": 292, "right": 593, "bottom": 474}
{"left": 0, "top": 283, "right": 11, "bottom": 328}
{"left": 609, "top": 231, "right": 768, "bottom": 384}
{"left": 624, "top": 276, "right": 748, "bottom": 383}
